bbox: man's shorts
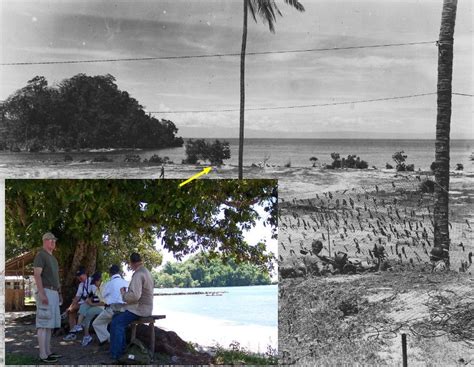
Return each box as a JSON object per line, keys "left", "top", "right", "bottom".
{"left": 35, "top": 288, "right": 61, "bottom": 329}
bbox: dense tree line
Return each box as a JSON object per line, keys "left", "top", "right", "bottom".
{"left": 0, "top": 74, "right": 183, "bottom": 151}
{"left": 152, "top": 253, "right": 272, "bottom": 288}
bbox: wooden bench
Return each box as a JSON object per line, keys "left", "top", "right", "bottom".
{"left": 130, "top": 315, "right": 166, "bottom": 359}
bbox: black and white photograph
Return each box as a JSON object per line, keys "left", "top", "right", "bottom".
{"left": 0, "top": 0, "right": 473, "bottom": 365}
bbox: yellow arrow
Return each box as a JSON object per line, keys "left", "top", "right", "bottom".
{"left": 179, "top": 167, "right": 212, "bottom": 187}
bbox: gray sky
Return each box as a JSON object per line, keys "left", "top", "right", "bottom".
{"left": 1, "top": 0, "right": 472, "bottom": 139}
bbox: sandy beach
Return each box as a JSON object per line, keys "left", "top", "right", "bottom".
{"left": 154, "top": 310, "right": 277, "bottom": 353}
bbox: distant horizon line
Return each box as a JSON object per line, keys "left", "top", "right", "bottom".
{"left": 179, "top": 137, "right": 474, "bottom": 141}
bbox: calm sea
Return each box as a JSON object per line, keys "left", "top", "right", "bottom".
{"left": 0, "top": 139, "right": 472, "bottom": 172}
{"left": 153, "top": 284, "right": 277, "bottom": 328}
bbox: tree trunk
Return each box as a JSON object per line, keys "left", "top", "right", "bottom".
{"left": 434, "top": 0, "right": 457, "bottom": 266}
{"left": 61, "top": 240, "right": 98, "bottom": 306}
{"left": 238, "top": 0, "right": 248, "bottom": 180}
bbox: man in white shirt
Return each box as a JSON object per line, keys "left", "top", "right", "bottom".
{"left": 92, "top": 264, "right": 128, "bottom": 345}
{"left": 63, "top": 267, "right": 95, "bottom": 341}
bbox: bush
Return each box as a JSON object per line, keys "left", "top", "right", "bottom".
{"left": 28, "top": 140, "right": 42, "bottom": 153}
{"left": 145, "top": 155, "right": 171, "bottom": 165}
{"left": 330, "top": 152, "right": 341, "bottom": 168}
{"left": 92, "top": 156, "right": 113, "bottom": 162}
{"left": 329, "top": 153, "right": 368, "bottom": 169}
{"left": 386, "top": 163, "right": 393, "bottom": 169}
{"left": 124, "top": 154, "right": 140, "bottom": 163}
{"left": 392, "top": 151, "right": 414, "bottom": 171}
{"left": 310, "top": 156, "right": 318, "bottom": 167}
{"left": 284, "top": 160, "right": 291, "bottom": 168}
{"left": 183, "top": 139, "right": 230, "bottom": 166}
{"left": 455, "top": 163, "right": 464, "bottom": 171}
{"left": 419, "top": 179, "right": 435, "bottom": 193}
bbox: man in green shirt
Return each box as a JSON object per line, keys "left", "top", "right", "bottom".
{"left": 33, "top": 232, "right": 63, "bottom": 363}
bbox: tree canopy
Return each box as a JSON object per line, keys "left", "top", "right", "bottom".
{"left": 183, "top": 139, "right": 231, "bottom": 166}
{"left": 1, "top": 74, "right": 183, "bottom": 151}
{"left": 5, "top": 179, "right": 277, "bottom": 296}
{"left": 152, "top": 252, "right": 272, "bottom": 288}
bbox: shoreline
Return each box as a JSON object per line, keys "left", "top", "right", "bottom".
{"left": 153, "top": 309, "right": 277, "bottom": 354}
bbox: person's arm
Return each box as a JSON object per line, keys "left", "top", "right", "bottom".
{"left": 33, "top": 267, "right": 48, "bottom": 305}
{"left": 121, "top": 273, "right": 142, "bottom": 304}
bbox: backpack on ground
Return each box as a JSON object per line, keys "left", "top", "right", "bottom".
{"left": 118, "top": 338, "right": 152, "bottom": 364}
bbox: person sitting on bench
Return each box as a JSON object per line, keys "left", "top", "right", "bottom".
{"left": 63, "top": 267, "right": 93, "bottom": 340}
{"left": 92, "top": 264, "right": 128, "bottom": 346}
{"left": 81, "top": 272, "right": 105, "bottom": 346}
{"left": 109, "top": 253, "right": 154, "bottom": 361}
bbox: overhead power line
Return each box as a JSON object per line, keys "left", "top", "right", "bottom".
{"left": 148, "top": 93, "right": 437, "bottom": 114}
{"left": 0, "top": 41, "right": 436, "bottom": 66}
{"left": 452, "top": 92, "right": 474, "bottom": 97}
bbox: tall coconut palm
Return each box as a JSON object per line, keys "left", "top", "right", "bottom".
{"left": 434, "top": 0, "right": 457, "bottom": 267}
{"left": 239, "top": 0, "right": 304, "bottom": 179}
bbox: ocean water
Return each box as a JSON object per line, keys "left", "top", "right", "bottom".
{"left": 153, "top": 284, "right": 277, "bottom": 328}
{"left": 156, "top": 138, "right": 474, "bottom": 171}
{"left": 1, "top": 139, "right": 472, "bottom": 172}
{"left": 152, "top": 284, "right": 277, "bottom": 351}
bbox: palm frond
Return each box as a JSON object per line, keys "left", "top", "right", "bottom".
{"left": 284, "top": 0, "right": 305, "bottom": 12}
{"left": 248, "top": 0, "right": 305, "bottom": 33}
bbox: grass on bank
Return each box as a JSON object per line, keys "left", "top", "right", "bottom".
{"left": 213, "top": 342, "right": 278, "bottom": 365}
{"left": 6, "top": 352, "right": 39, "bottom": 365}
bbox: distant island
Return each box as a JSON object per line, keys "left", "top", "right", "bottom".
{"left": 152, "top": 253, "right": 273, "bottom": 288}
{"left": 0, "top": 74, "right": 183, "bottom": 152}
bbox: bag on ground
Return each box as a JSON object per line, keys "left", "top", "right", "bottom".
{"left": 118, "top": 338, "right": 152, "bottom": 364}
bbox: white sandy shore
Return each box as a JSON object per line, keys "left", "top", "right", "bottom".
{"left": 153, "top": 309, "right": 277, "bottom": 354}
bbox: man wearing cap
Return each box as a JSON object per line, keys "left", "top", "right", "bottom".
{"left": 92, "top": 264, "right": 128, "bottom": 346}
{"left": 110, "top": 253, "right": 154, "bottom": 360}
{"left": 63, "top": 266, "right": 92, "bottom": 340}
{"left": 33, "top": 232, "right": 62, "bottom": 363}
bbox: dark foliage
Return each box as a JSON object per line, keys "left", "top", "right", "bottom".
{"left": 419, "top": 179, "right": 435, "bottom": 194}
{"left": 327, "top": 153, "right": 368, "bottom": 169}
{"left": 144, "top": 155, "right": 172, "bottom": 165}
{"left": 0, "top": 74, "right": 183, "bottom": 151}
{"left": 153, "top": 252, "right": 272, "bottom": 288}
{"left": 392, "top": 151, "right": 415, "bottom": 172}
{"left": 183, "top": 139, "right": 231, "bottom": 166}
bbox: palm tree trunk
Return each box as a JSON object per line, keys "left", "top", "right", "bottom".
{"left": 434, "top": 0, "right": 457, "bottom": 266}
{"left": 239, "top": 0, "right": 248, "bottom": 180}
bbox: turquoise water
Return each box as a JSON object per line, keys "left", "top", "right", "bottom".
{"left": 153, "top": 284, "right": 277, "bottom": 328}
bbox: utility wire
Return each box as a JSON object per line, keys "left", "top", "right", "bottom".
{"left": 0, "top": 41, "right": 436, "bottom": 66}
{"left": 452, "top": 93, "right": 474, "bottom": 97}
{"left": 148, "top": 93, "right": 437, "bottom": 114}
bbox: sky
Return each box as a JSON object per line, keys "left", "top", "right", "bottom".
{"left": 1, "top": 0, "right": 472, "bottom": 139}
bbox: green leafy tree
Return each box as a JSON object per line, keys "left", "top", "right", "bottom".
{"left": 152, "top": 252, "right": 272, "bottom": 288}
{"left": 6, "top": 179, "right": 277, "bottom": 302}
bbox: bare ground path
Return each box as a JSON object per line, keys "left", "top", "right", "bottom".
{"left": 279, "top": 269, "right": 474, "bottom": 365}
